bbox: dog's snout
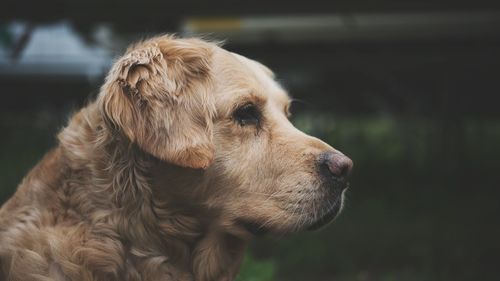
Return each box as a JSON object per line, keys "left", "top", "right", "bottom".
{"left": 319, "top": 152, "right": 353, "bottom": 179}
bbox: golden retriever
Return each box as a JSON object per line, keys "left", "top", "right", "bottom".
{"left": 0, "top": 35, "right": 353, "bottom": 281}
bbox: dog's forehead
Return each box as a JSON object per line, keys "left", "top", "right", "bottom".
{"left": 231, "top": 53, "right": 274, "bottom": 78}
{"left": 212, "top": 49, "right": 290, "bottom": 110}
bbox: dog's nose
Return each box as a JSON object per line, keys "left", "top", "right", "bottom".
{"left": 319, "top": 152, "right": 353, "bottom": 179}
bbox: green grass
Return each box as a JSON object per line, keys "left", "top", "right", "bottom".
{"left": 236, "top": 254, "right": 276, "bottom": 281}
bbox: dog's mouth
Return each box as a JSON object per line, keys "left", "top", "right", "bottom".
{"left": 236, "top": 182, "right": 348, "bottom": 236}
{"left": 236, "top": 219, "right": 271, "bottom": 236}
{"left": 306, "top": 191, "right": 345, "bottom": 231}
{"left": 237, "top": 196, "right": 344, "bottom": 236}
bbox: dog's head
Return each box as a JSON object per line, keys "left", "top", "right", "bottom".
{"left": 99, "top": 35, "right": 353, "bottom": 236}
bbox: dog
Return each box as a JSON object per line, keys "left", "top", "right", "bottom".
{"left": 0, "top": 35, "right": 353, "bottom": 281}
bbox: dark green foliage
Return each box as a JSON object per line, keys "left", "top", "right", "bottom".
{"left": 236, "top": 255, "right": 275, "bottom": 281}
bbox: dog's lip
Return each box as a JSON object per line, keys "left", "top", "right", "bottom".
{"left": 236, "top": 219, "right": 270, "bottom": 236}
{"left": 306, "top": 193, "right": 344, "bottom": 231}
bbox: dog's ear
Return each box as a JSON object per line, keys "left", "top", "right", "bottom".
{"left": 99, "top": 36, "right": 216, "bottom": 169}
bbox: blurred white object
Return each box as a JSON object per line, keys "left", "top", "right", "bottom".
{"left": 0, "top": 21, "right": 112, "bottom": 80}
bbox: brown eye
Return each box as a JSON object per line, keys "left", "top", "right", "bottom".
{"left": 233, "top": 103, "right": 261, "bottom": 126}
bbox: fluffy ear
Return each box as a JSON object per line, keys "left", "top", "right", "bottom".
{"left": 99, "top": 36, "right": 216, "bottom": 169}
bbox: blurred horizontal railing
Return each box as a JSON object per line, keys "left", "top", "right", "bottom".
{"left": 1, "top": 12, "right": 499, "bottom": 80}
{"left": 182, "top": 12, "right": 500, "bottom": 43}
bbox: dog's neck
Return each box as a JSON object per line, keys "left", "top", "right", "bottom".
{"left": 59, "top": 104, "right": 247, "bottom": 281}
{"left": 148, "top": 161, "right": 248, "bottom": 281}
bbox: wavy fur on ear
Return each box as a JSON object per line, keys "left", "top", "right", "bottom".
{"left": 99, "top": 35, "right": 217, "bottom": 169}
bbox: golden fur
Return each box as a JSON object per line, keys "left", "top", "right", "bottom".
{"left": 0, "top": 35, "right": 351, "bottom": 281}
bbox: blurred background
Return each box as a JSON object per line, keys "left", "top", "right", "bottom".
{"left": 1, "top": 1, "right": 500, "bottom": 280}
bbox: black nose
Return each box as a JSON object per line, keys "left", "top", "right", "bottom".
{"left": 319, "top": 152, "right": 353, "bottom": 179}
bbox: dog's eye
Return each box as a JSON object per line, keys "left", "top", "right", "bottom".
{"left": 233, "top": 103, "right": 261, "bottom": 126}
